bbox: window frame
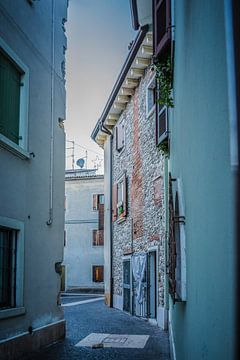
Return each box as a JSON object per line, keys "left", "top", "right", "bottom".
{"left": 169, "top": 176, "right": 187, "bottom": 302}
{"left": 156, "top": 104, "right": 168, "bottom": 146}
{"left": 153, "top": 0, "right": 171, "bottom": 58}
{"left": 92, "top": 265, "right": 104, "bottom": 283}
{"left": 112, "top": 173, "right": 127, "bottom": 223}
{"left": 92, "top": 229, "right": 104, "bottom": 247}
{"left": 0, "top": 37, "right": 30, "bottom": 159}
{"left": 146, "top": 74, "right": 156, "bottom": 118}
{"left": 93, "top": 193, "right": 104, "bottom": 211}
{"left": 115, "top": 118, "right": 125, "bottom": 153}
{"left": 0, "top": 216, "right": 25, "bottom": 319}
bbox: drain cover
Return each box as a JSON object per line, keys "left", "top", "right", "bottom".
{"left": 103, "top": 336, "right": 128, "bottom": 344}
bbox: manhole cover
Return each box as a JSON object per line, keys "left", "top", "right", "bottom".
{"left": 103, "top": 336, "right": 128, "bottom": 344}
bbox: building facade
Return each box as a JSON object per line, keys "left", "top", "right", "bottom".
{"left": 91, "top": 28, "right": 169, "bottom": 329}
{"left": 131, "top": 0, "right": 236, "bottom": 359}
{"left": 0, "top": 1, "right": 68, "bottom": 358}
{"left": 64, "top": 169, "right": 104, "bottom": 293}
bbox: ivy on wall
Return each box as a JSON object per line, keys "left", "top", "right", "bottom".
{"left": 153, "top": 56, "right": 174, "bottom": 108}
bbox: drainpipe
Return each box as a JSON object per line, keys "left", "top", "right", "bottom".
{"left": 47, "top": 0, "right": 55, "bottom": 226}
{"left": 100, "top": 122, "right": 114, "bottom": 307}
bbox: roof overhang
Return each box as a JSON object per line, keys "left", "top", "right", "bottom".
{"left": 91, "top": 25, "right": 153, "bottom": 147}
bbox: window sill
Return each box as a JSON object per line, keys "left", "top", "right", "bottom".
{"left": 116, "top": 217, "right": 126, "bottom": 224}
{"left": 0, "top": 135, "right": 30, "bottom": 160}
{"left": 0, "top": 306, "right": 25, "bottom": 320}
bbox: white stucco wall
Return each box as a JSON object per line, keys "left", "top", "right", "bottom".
{"left": 0, "top": 0, "right": 67, "bottom": 342}
{"left": 64, "top": 174, "right": 104, "bottom": 291}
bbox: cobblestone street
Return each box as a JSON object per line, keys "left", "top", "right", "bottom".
{"left": 21, "top": 295, "right": 170, "bottom": 360}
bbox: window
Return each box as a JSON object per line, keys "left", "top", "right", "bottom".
{"left": 92, "top": 230, "right": 104, "bottom": 246}
{"left": 92, "top": 265, "right": 104, "bottom": 283}
{"left": 0, "top": 216, "right": 25, "bottom": 319}
{"left": 112, "top": 173, "right": 127, "bottom": 222}
{"left": 146, "top": 75, "right": 156, "bottom": 118}
{"left": 153, "top": 0, "right": 171, "bottom": 58}
{"left": 168, "top": 174, "right": 186, "bottom": 303}
{"left": 0, "top": 228, "right": 17, "bottom": 309}
{"left": 116, "top": 120, "right": 125, "bottom": 152}
{"left": 0, "top": 37, "right": 29, "bottom": 158}
{"left": 156, "top": 105, "right": 168, "bottom": 145}
{"left": 93, "top": 194, "right": 104, "bottom": 210}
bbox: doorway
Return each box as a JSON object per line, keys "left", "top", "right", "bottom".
{"left": 123, "top": 258, "right": 131, "bottom": 313}
{"left": 148, "top": 250, "right": 157, "bottom": 320}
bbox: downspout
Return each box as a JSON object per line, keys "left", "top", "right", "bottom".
{"left": 47, "top": 0, "right": 55, "bottom": 226}
{"left": 100, "top": 122, "right": 114, "bottom": 307}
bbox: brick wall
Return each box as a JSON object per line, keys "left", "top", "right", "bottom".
{"left": 112, "top": 67, "right": 166, "bottom": 307}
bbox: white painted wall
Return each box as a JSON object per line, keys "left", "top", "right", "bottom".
{"left": 64, "top": 173, "right": 104, "bottom": 291}
{"left": 0, "top": 0, "right": 67, "bottom": 341}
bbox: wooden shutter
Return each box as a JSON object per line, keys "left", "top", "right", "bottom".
{"left": 168, "top": 173, "right": 177, "bottom": 303}
{"left": 156, "top": 105, "right": 168, "bottom": 145}
{"left": 98, "top": 203, "right": 104, "bottom": 230}
{"left": 121, "top": 122, "right": 125, "bottom": 148}
{"left": 153, "top": 0, "right": 171, "bottom": 58}
{"left": 98, "top": 230, "right": 104, "bottom": 245}
{"left": 0, "top": 51, "right": 21, "bottom": 144}
{"left": 112, "top": 183, "right": 118, "bottom": 221}
{"left": 93, "top": 194, "right": 98, "bottom": 210}
{"left": 122, "top": 173, "right": 127, "bottom": 217}
{"left": 116, "top": 122, "right": 124, "bottom": 151}
{"left": 93, "top": 230, "right": 97, "bottom": 246}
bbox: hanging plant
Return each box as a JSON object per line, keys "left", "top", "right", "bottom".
{"left": 153, "top": 56, "right": 174, "bottom": 108}
{"left": 157, "top": 139, "right": 169, "bottom": 154}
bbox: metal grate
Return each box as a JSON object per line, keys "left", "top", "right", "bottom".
{"left": 0, "top": 227, "right": 17, "bottom": 309}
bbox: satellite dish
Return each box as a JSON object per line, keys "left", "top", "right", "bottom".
{"left": 76, "top": 158, "right": 85, "bottom": 168}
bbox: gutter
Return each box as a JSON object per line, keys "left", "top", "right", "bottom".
{"left": 91, "top": 24, "right": 149, "bottom": 142}
{"left": 99, "top": 122, "right": 114, "bottom": 307}
{"left": 129, "top": 0, "right": 140, "bottom": 30}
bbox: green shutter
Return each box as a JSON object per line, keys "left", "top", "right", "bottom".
{"left": 0, "top": 51, "right": 21, "bottom": 144}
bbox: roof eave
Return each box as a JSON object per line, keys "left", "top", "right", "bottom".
{"left": 91, "top": 24, "right": 149, "bottom": 143}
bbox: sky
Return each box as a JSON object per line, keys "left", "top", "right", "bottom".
{"left": 65, "top": 0, "right": 136, "bottom": 171}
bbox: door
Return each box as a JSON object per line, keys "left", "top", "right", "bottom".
{"left": 132, "top": 257, "right": 148, "bottom": 318}
{"left": 148, "top": 251, "right": 157, "bottom": 319}
{"left": 123, "top": 259, "right": 131, "bottom": 313}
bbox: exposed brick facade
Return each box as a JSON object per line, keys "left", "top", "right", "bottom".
{"left": 112, "top": 66, "right": 166, "bottom": 310}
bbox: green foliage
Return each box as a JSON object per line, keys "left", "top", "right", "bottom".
{"left": 153, "top": 56, "right": 174, "bottom": 108}
{"left": 157, "top": 139, "right": 169, "bottom": 154}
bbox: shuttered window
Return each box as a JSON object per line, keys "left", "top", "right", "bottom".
{"left": 98, "top": 203, "right": 104, "bottom": 230}
{"left": 93, "top": 194, "right": 104, "bottom": 210}
{"left": 112, "top": 173, "right": 127, "bottom": 222}
{"left": 93, "top": 230, "right": 104, "bottom": 246}
{"left": 116, "top": 121, "right": 125, "bottom": 152}
{"left": 168, "top": 173, "right": 176, "bottom": 302}
{"left": 156, "top": 105, "right": 168, "bottom": 145}
{"left": 153, "top": 0, "right": 171, "bottom": 58}
{"left": 168, "top": 174, "right": 187, "bottom": 303}
{"left": 0, "top": 227, "right": 17, "bottom": 309}
{"left": 92, "top": 265, "right": 104, "bottom": 282}
{"left": 0, "top": 51, "right": 21, "bottom": 144}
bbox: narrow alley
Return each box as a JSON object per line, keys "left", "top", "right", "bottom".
{"left": 22, "top": 295, "right": 170, "bottom": 360}
{"left": 0, "top": 0, "right": 239, "bottom": 359}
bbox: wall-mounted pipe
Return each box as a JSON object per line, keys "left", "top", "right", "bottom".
{"left": 100, "top": 121, "right": 114, "bottom": 307}
{"left": 47, "top": 0, "right": 55, "bottom": 226}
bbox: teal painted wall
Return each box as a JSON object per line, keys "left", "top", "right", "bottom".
{"left": 169, "top": 0, "right": 235, "bottom": 359}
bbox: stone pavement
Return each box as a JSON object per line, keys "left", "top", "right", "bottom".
{"left": 21, "top": 295, "right": 170, "bottom": 360}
